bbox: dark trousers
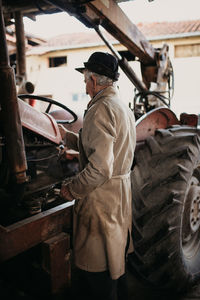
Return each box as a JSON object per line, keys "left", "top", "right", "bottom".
{"left": 71, "top": 233, "right": 130, "bottom": 300}
{"left": 71, "top": 268, "right": 129, "bottom": 300}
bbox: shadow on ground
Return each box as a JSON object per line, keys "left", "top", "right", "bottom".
{"left": 126, "top": 270, "right": 200, "bottom": 300}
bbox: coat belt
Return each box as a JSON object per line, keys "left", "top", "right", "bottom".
{"left": 111, "top": 172, "right": 131, "bottom": 179}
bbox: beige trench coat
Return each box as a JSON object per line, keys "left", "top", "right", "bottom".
{"left": 64, "top": 86, "right": 136, "bottom": 279}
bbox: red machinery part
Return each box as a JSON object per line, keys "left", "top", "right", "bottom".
{"left": 18, "top": 98, "right": 62, "bottom": 145}
{"left": 136, "top": 107, "right": 180, "bottom": 142}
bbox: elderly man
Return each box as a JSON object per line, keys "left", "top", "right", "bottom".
{"left": 58, "top": 52, "right": 136, "bottom": 300}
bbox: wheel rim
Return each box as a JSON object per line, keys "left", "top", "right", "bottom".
{"left": 182, "top": 166, "right": 200, "bottom": 259}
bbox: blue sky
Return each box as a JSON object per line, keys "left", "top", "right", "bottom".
{"left": 24, "top": 0, "right": 200, "bottom": 38}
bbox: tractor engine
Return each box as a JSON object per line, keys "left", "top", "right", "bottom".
{"left": 0, "top": 98, "right": 80, "bottom": 226}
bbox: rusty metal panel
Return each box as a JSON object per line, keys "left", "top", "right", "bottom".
{"left": 18, "top": 98, "right": 62, "bottom": 144}
{"left": 180, "top": 113, "right": 198, "bottom": 127}
{"left": 0, "top": 201, "right": 74, "bottom": 262}
{"left": 42, "top": 232, "right": 71, "bottom": 294}
{"left": 136, "top": 107, "right": 180, "bottom": 142}
{"left": 0, "top": 1, "right": 27, "bottom": 183}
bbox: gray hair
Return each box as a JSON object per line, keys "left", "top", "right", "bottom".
{"left": 84, "top": 69, "right": 115, "bottom": 86}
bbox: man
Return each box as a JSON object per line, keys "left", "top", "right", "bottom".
{"left": 58, "top": 52, "right": 136, "bottom": 300}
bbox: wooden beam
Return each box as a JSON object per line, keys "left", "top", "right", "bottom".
{"left": 14, "top": 10, "right": 26, "bottom": 79}
{"left": 41, "top": 0, "right": 156, "bottom": 64}
{"left": 85, "top": 0, "right": 155, "bottom": 64}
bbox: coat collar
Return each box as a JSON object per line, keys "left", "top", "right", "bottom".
{"left": 87, "top": 85, "right": 119, "bottom": 110}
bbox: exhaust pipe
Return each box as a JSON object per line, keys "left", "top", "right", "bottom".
{"left": 0, "top": 0, "right": 27, "bottom": 184}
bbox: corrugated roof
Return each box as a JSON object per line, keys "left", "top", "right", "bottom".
{"left": 45, "top": 30, "right": 116, "bottom": 47}
{"left": 6, "top": 25, "right": 46, "bottom": 55}
{"left": 26, "top": 19, "right": 200, "bottom": 55}
{"left": 138, "top": 19, "right": 200, "bottom": 38}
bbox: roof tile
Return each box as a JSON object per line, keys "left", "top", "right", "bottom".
{"left": 26, "top": 19, "right": 200, "bottom": 55}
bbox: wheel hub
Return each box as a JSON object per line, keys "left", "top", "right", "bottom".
{"left": 190, "top": 188, "right": 200, "bottom": 233}
{"left": 182, "top": 173, "right": 200, "bottom": 258}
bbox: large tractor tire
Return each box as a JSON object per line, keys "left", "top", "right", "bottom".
{"left": 128, "top": 126, "right": 200, "bottom": 292}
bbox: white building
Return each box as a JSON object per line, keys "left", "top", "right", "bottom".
{"left": 26, "top": 19, "right": 200, "bottom": 118}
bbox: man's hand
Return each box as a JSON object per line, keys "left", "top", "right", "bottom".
{"left": 58, "top": 124, "right": 67, "bottom": 140}
{"left": 60, "top": 184, "right": 74, "bottom": 202}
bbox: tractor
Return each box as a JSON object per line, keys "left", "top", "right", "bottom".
{"left": 0, "top": 0, "right": 199, "bottom": 297}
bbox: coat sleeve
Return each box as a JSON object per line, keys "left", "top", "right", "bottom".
{"left": 64, "top": 130, "right": 79, "bottom": 152}
{"left": 67, "top": 102, "right": 116, "bottom": 199}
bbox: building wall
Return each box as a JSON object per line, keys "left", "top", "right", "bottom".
{"left": 26, "top": 35, "right": 200, "bottom": 118}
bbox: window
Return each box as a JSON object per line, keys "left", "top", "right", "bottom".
{"left": 175, "top": 44, "right": 200, "bottom": 58}
{"left": 72, "top": 93, "right": 88, "bottom": 102}
{"left": 49, "top": 56, "right": 67, "bottom": 67}
{"left": 72, "top": 94, "right": 78, "bottom": 102}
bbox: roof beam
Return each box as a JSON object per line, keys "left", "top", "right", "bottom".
{"left": 84, "top": 0, "right": 156, "bottom": 64}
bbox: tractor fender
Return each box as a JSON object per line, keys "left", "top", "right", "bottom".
{"left": 136, "top": 107, "right": 180, "bottom": 142}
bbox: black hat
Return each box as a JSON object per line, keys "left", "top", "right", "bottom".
{"left": 75, "top": 52, "right": 120, "bottom": 81}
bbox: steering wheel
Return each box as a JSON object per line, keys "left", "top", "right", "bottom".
{"left": 18, "top": 94, "right": 78, "bottom": 125}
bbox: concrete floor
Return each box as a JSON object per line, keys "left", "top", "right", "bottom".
{"left": 68, "top": 268, "right": 200, "bottom": 300}
{"left": 127, "top": 271, "right": 200, "bottom": 300}
{"left": 1, "top": 263, "right": 200, "bottom": 299}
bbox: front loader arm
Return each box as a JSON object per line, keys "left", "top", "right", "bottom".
{"left": 45, "top": 0, "right": 172, "bottom": 111}
{"left": 2, "top": 0, "right": 172, "bottom": 111}
{"left": 84, "top": 0, "right": 156, "bottom": 65}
